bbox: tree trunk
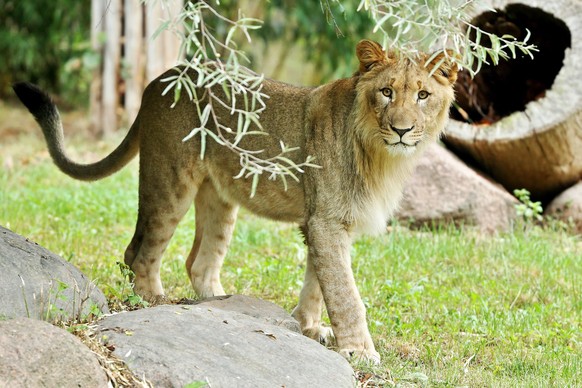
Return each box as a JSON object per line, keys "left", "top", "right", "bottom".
{"left": 145, "top": 2, "right": 182, "bottom": 82}
{"left": 89, "top": 1, "right": 183, "bottom": 136}
{"left": 444, "top": 0, "right": 582, "bottom": 202}
{"left": 89, "top": 0, "right": 106, "bottom": 136}
{"left": 124, "top": 0, "right": 145, "bottom": 123}
{"left": 145, "top": 4, "right": 165, "bottom": 83}
{"left": 102, "top": 0, "right": 122, "bottom": 136}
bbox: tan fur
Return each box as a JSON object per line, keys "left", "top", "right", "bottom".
{"left": 18, "top": 40, "right": 458, "bottom": 362}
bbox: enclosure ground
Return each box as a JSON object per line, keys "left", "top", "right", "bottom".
{"left": 1, "top": 101, "right": 580, "bottom": 387}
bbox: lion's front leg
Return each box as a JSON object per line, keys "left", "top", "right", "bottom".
{"left": 303, "top": 217, "right": 380, "bottom": 364}
{"left": 292, "top": 258, "right": 335, "bottom": 345}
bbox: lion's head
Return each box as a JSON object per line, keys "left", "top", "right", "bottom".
{"left": 354, "top": 40, "right": 458, "bottom": 157}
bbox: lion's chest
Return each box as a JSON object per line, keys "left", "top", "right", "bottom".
{"left": 350, "top": 163, "right": 411, "bottom": 236}
{"left": 352, "top": 188, "right": 402, "bottom": 236}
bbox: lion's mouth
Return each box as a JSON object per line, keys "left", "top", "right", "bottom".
{"left": 383, "top": 139, "right": 419, "bottom": 148}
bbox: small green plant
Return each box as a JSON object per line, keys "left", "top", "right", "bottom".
{"left": 43, "top": 280, "right": 69, "bottom": 322}
{"left": 183, "top": 382, "right": 209, "bottom": 388}
{"left": 67, "top": 323, "right": 90, "bottom": 333}
{"left": 85, "top": 300, "right": 104, "bottom": 319}
{"left": 19, "top": 272, "right": 103, "bottom": 322}
{"left": 117, "top": 261, "right": 135, "bottom": 283}
{"left": 513, "top": 188, "right": 543, "bottom": 222}
{"left": 117, "top": 261, "right": 150, "bottom": 308}
{"left": 125, "top": 292, "right": 149, "bottom": 308}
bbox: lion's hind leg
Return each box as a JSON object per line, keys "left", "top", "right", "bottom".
{"left": 124, "top": 164, "right": 203, "bottom": 302}
{"left": 186, "top": 179, "right": 238, "bottom": 298}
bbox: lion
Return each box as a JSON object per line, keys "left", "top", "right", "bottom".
{"left": 13, "top": 39, "right": 458, "bottom": 362}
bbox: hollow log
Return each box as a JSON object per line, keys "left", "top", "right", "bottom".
{"left": 444, "top": 0, "right": 582, "bottom": 202}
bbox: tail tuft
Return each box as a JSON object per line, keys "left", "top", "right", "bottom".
{"left": 12, "top": 82, "right": 56, "bottom": 120}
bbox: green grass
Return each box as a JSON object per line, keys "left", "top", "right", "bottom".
{"left": 1, "top": 131, "right": 580, "bottom": 387}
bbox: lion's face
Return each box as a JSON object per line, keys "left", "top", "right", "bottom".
{"left": 355, "top": 40, "right": 458, "bottom": 157}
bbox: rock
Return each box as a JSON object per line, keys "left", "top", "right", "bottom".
{"left": 546, "top": 181, "right": 582, "bottom": 233}
{"left": 0, "top": 225, "right": 109, "bottom": 321}
{"left": 397, "top": 144, "right": 518, "bottom": 232}
{"left": 0, "top": 317, "right": 109, "bottom": 387}
{"left": 97, "top": 302, "right": 355, "bottom": 388}
{"left": 188, "top": 294, "right": 301, "bottom": 333}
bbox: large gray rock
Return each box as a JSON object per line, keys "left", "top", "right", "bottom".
{"left": 0, "top": 226, "right": 109, "bottom": 321}
{"left": 546, "top": 181, "right": 582, "bottom": 233}
{"left": 97, "top": 301, "right": 355, "bottom": 388}
{"left": 0, "top": 317, "right": 109, "bottom": 387}
{"left": 188, "top": 294, "right": 301, "bottom": 333}
{"left": 397, "top": 144, "right": 518, "bottom": 232}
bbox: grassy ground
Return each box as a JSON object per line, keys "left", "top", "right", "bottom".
{"left": 1, "top": 102, "right": 580, "bottom": 387}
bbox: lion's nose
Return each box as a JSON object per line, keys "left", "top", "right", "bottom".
{"left": 392, "top": 126, "right": 414, "bottom": 138}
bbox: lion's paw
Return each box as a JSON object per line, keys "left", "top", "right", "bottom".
{"left": 146, "top": 294, "right": 169, "bottom": 306}
{"left": 303, "top": 324, "right": 336, "bottom": 345}
{"left": 190, "top": 273, "right": 225, "bottom": 299}
{"left": 339, "top": 348, "right": 381, "bottom": 365}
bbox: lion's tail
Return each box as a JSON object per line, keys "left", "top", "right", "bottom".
{"left": 13, "top": 82, "right": 139, "bottom": 181}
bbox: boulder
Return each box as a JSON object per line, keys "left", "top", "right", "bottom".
{"left": 97, "top": 301, "right": 355, "bottom": 388}
{"left": 187, "top": 294, "right": 301, "bottom": 333}
{"left": 0, "top": 225, "right": 109, "bottom": 321}
{"left": 397, "top": 144, "right": 518, "bottom": 232}
{"left": 546, "top": 181, "right": 582, "bottom": 233}
{"left": 0, "top": 317, "right": 109, "bottom": 387}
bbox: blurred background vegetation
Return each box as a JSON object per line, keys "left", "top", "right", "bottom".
{"left": 0, "top": 1, "right": 377, "bottom": 108}
{"left": 0, "top": 0, "right": 93, "bottom": 105}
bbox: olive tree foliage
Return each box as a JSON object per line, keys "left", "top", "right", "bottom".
{"left": 356, "top": 0, "right": 537, "bottom": 75}
{"left": 155, "top": 1, "right": 318, "bottom": 196}
{"left": 149, "top": 0, "right": 536, "bottom": 195}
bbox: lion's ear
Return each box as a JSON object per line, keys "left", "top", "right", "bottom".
{"left": 426, "top": 50, "right": 459, "bottom": 85}
{"left": 356, "top": 40, "right": 388, "bottom": 73}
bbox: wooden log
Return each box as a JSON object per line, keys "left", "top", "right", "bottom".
{"left": 145, "top": 3, "right": 165, "bottom": 83}
{"left": 101, "top": 0, "right": 122, "bottom": 135}
{"left": 145, "top": 1, "right": 183, "bottom": 82}
{"left": 89, "top": 1, "right": 183, "bottom": 134}
{"left": 124, "top": 0, "right": 145, "bottom": 123}
{"left": 162, "top": 0, "right": 183, "bottom": 70}
{"left": 89, "top": 0, "right": 106, "bottom": 136}
{"left": 444, "top": 0, "right": 582, "bottom": 202}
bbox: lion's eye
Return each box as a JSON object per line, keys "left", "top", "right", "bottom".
{"left": 418, "top": 90, "right": 430, "bottom": 100}
{"left": 380, "top": 88, "right": 392, "bottom": 98}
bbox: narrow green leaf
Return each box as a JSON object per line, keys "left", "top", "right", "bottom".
{"left": 250, "top": 173, "right": 259, "bottom": 198}
{"left": 151, "top": 20, "right": 171, "bottom": 41}
{"left": 200, "top": 129, "right": 207, "bottom": 160}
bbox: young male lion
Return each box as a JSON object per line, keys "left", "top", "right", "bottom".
{"left": 14, "top": 40, "right": 457, "bottom": 362}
